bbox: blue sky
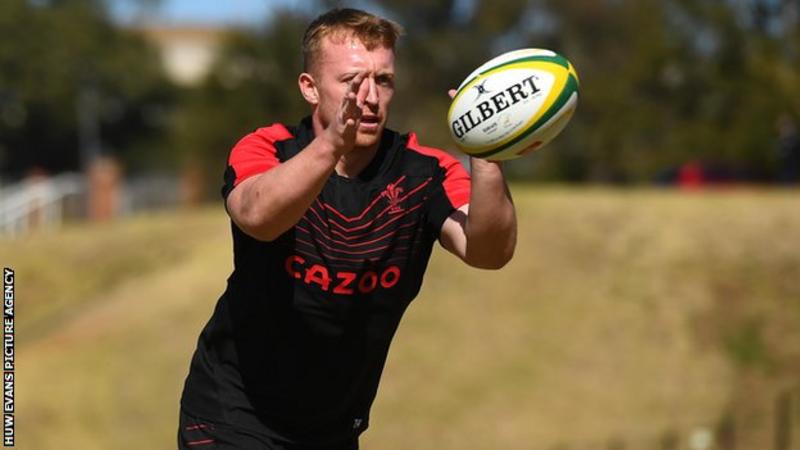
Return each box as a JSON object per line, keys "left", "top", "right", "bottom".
{"left": 109, "top": 0, "right": 303, "bottom": 25}
{"left": 108, "top": 1, "right": 476, "bottom": 28}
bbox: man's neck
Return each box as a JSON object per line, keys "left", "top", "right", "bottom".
{"left": 335, "top": 145, "right": 378, "bottom": 178}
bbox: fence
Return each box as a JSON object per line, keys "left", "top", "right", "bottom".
{"left": 0, "top": 173, "right": 86, "bottom": 236}
{"left": 0, "top": 172, "right": 183, "bottom": 236}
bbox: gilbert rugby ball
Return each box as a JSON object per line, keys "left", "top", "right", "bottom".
{"left": 447, "top": 48, "right": 579, "bottom": 161}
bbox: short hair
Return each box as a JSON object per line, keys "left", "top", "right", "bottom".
{"left": 302, "top": 8, "right": 404, "bottom": 74}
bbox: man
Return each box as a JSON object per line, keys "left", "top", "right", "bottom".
{"left": 179, "top": 8, "right": 516, "bottom": 449}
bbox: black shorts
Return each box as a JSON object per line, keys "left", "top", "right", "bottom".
{"left": 177, "top": 409, "right": 360, "bottom": 450}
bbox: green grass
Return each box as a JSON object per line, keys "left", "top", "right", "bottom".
{"left": 12, "top": 188, "right": 800, "bottom": 449}
{"left": 4, "top": 208, "right": 225, "bottom": 344}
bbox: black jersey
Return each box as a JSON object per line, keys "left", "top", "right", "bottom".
{"left": 180, "top": 117, "right": 471, "bottom": 446}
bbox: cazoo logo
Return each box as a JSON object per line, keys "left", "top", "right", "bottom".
{"left": 285, "top": 255, "right": 401, "bottom": 295}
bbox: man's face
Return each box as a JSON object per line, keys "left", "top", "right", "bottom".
{"left": 309, "top": 35, "right": 395, "bottom": 150}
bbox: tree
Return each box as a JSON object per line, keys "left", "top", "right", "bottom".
{"left": 0, "top": 0, "right": 174, "bottom": 177}
{"left": 168, "top": 10, "right": 311, "bottom": 195}
{"left": 170, "top": 0, "right": 800, "bottom": 188}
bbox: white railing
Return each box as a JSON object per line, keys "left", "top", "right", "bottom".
{"left": 0, "top": 173, "right": 86, "bottom": 236}
{"left": 0, "top": 172, "right": 187, "bottom": 236}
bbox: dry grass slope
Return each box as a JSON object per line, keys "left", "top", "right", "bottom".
{"left": 8, "top": 188, "right": 800, "bottom": 450}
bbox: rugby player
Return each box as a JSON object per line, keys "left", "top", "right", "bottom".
{"left": 178, "top": 8, "right": 517, "bottom": 449}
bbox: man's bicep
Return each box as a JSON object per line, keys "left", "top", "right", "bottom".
{"left": 438, "top": 204, "right": 469, "bottom": 260}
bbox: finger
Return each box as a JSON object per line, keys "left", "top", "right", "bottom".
{"left": 340, "top": 83, "right": 357, "bottom": 111}
{"left": 342, "top": 73, "right": 366, "bottom": 110}
{"left": 343, "top": 91, "right": 361, "bottom": 121}
{"left": 356, "top": 75, "right": 371, "bottom": 107}
{"left": 339, "top": 99, "right": 361, "bottom": 133}
{"left": 448, "top": 89, "right": 457, "bottom": 99}
{"left": 349, "top": 72, "right": 367, "bottom": 94}
{"left": 339, "top": 73, "right": 368, "bottom": 128}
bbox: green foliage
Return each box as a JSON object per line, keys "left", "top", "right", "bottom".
{"left": 0, "top": 0, "right": 174, "bottom": 175}
{"left": 170, "top": 10, "right": 310, "bottom": 193}
{"left": 724, "top": 318, "right": 771, "bottom": 369}
{"left": 3, "top": 0, "right": 799, "bottom": 184}
{"left": 314, "top": 0, "right": 800, "bottom": 182}
{"left": 523, "top": 0, "right": 800, "bottom": 181}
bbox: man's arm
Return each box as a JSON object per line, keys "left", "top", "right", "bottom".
{"left": 439, "top": 158, "right": 517, "bottom": 269}
{"left": 227, "top": 137, "right": 340, "bottom": 241}
{"left": 227, "top": 73, "right": 369, "bottom": 241}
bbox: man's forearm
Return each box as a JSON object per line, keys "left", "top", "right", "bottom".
{"left": 464, "top": 158, "right": 517, "bottom": 268}
{"left": 228, "top": 135, "right": 343, "bottom": 241}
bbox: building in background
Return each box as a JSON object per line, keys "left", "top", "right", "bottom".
{"left": 137, "top": 24, "right": 226, "bottom": 86}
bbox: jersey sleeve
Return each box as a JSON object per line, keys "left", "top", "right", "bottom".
{"left": 406, "top": 133, "right": 472, "bottom": 235}
{"left": 221, "top": 124, "right": 293, "bottom": 199}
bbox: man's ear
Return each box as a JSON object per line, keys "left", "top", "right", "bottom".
{"left": 298, "top": 72, "right": 319, "bottom": 105}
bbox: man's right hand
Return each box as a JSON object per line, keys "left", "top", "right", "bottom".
{"left": 227, "top": 72, "right": 373, "bottom": 242}
{"left": 322, "top": 72, "right": 370, "bottom": 155}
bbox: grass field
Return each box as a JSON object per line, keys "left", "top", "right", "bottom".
{"left": 8, "top": 187, "right": 800, "bottom": 449}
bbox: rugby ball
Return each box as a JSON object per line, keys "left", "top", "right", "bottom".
{"left": 447, "top": 48, "right": 579, "bottom": 161}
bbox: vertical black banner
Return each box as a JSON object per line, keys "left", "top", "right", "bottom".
{"left": 3, "top": 268, "right": 14, "bottom": 447}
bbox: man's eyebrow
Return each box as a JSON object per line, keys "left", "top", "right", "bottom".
{"left": 337, "top": 69, "right": 393, "bottom": 80}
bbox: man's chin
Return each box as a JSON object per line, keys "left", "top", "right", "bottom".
{"left": 355, "top": 127, "right": 384, "bottom": 149}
